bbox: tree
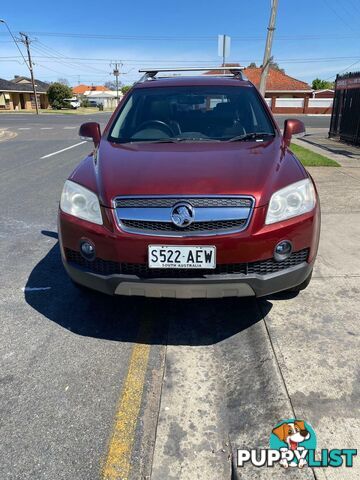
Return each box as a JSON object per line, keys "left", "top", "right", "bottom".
{"left": 259, "top": 59, "right": 285, "bottom": 74}
{"left": 269, "top": 61, "right": 285, "bottom": 74}
{"left": 121, "top": 85, "right": 132, "bottom": 94}
{"left": 312, "top": 78, "right": 334, "bottom": 90}
{"left": 47, "top": 82, "right": 73, "bottom": 109}
{"left": 247, "top": 62, "right": 257, "bottom": 68}
{"left": 104, "top": 81, "right": 117, "bottom": 91}
{"left": 57, "top": 77, "right": 70, "bottom": 86}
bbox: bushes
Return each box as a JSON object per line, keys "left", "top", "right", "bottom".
{"left": 80, "top": 98, "right": 91, "bottom": 108}
{"left": 47, "top": 82, "right": 73, "bottom": 109}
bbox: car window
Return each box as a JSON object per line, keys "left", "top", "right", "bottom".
{"left": 108, "top": 85, "right": 275, "bottom": 143}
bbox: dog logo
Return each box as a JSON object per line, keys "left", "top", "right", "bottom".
{"left": 270, "top": 419, "right": 316, "bottom": 469}
{"left": 237, "top": 419, "right": 356, "bottom": 469}
{"left": 171, "top": 202, "right": 195, "bottom": 228}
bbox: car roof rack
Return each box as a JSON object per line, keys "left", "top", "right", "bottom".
{"left": 138, "top": 66, "right": 247, "bottom": 82}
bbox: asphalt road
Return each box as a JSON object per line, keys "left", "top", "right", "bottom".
{"left": 0, "top": 111, "right": 331, "bottom": 129}
{"left": 274, "top": 114, "right": 331, "bottom": 129}
{"left": 0, "top": 113, "right": 358, "bottom": 480}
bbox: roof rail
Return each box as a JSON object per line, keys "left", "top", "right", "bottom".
{"left": 138, "top": 66, "right": 246, "bottom": 82}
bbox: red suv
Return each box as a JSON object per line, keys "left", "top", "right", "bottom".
{"left": 58, "top": 67, "right": 320, "bottom": 298}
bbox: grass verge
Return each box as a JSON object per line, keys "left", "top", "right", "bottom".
{"left": 290, "top": 143, "right": 340, "bottom": 167}
{"left": 0, "top": 108, "right": 113, "bottom": 115}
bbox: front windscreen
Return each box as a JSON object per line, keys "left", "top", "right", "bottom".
{"left": 108, "top": 85, "right": 275, "bottom": 143}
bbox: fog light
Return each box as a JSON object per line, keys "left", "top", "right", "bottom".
{"left": 274, "top": 240, "right": 292, "bottom": 262}
{"left": 80, "top": 240, "right": 96, "bottom": 260}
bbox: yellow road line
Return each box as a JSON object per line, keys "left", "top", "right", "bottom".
{"left": 102, "top": 319, "right": 152, "bottom": 480}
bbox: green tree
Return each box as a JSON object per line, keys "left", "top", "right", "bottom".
{"left": 57, "top": 77, "right": 70, "bottom": 86}
{"left": 312, "top": 78, "right": 334, "bottom": 90}
{"left": 259, "top": 59, "right": 285, "bottom": 74}
{"left": 121, "top": 85, "right": 132, "bottom": 95}
{"left": 269, "top": 61, "right": 285, "bottom": 74}
{"left": 47, "top": 82, "right": 73, "bottom": 109}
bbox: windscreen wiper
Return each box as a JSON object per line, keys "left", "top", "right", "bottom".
{"left": 226, "top": 132, "right": 275, "bottom": 142}
{"left": 128, "top": 138, "right": 181, "bottom": 144}
{"left": 130, "top": 137, "right": 220, "bottom": 143}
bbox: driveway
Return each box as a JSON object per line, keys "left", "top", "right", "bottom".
{"left": 0, "top": 114, "right": 358, "bottom": 479}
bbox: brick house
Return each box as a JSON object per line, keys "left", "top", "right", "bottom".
{"left": 0, "top": 76, "right": 49, "bottom": 110}
{"left": 206, "top": 64, "right": 332, "bottom": 114}
{"left": 243, "top": 66, "right": 312, "bottom": 113}
{"left": 312, "top": 89, "right": 334, "bottom": 98}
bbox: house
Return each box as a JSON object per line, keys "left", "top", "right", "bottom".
{"left": 72, "top": 84, "right": 108, "bottom": 96}
{"left": 312, "top": 89, "right": 334, "bottom": 98}
{"left": 205, "top": 64, "right": 332, "bottom": 114}
{"left": 72, "top": 84, "right": 123, "bottom": 108}
{"left": 85, "top": 90, "right": 121, "bottom": 109}
{"left": 0, "top": 76, "right": 49, "bottom": 110}
{"left": 243, "top": 66, "right": 312, "bottom": 112}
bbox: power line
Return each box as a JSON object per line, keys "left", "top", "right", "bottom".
{"left": 35, "top": 40, "right": 110, "bottom": 74}
{"left": 321, "top": 0, "right": 359, "bottom": 33}
{"left": 0, "top": 30, "right": 359, "bottom": 41}
{"left": 346, "top": 0, "right": 360, "bottom": 15}
{"left": 324, "top": 59, "right": 360, "bottom": 80}
{"left": 2, "top": 54, "right": 360, "bottom": 64}
{"left": 30, "top": 42, "right": 109, "bottom": 74}
{"left": 0, "top": 19, "right": 29, "bottom": 67}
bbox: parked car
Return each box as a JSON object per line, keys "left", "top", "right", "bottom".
{"left": 64, "top": 98, "right": 81, "bottom": 109}
{"left": 58, "top": 67, "right": 320, "bottom": 298}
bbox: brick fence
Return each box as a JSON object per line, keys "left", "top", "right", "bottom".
{"left": 265, "top": 97, "right": 333, "bottom": 114}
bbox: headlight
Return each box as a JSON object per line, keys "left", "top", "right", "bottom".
{"left": 60, "top": 180, "right": 103, "bottom": 225}
{"left": 265, "top": 178, "right": 316, "bottom": 225}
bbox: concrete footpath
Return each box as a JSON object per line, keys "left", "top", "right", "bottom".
{"left": 151, "top": 165, "right": 360, "bottom": 480}
{"left": 292, "top": 128, "right": 360, "bottom": 167}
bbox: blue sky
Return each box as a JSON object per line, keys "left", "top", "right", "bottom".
{"left": 1, "top": 0, "right": 360, "bottom": 86}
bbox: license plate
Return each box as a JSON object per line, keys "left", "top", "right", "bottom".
{"left": 148, "top": 245, "right": 216, "bottom": 269}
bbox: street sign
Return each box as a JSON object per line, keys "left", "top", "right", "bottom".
{"left": 218, "top": 35, "right": 231, "bottom": 65}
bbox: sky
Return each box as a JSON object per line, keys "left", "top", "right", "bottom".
{"left": 1, "top": 0, "right": 360, "bottom": 87}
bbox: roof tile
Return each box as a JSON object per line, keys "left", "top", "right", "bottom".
{"left": 205, "top": 64, "right": 311, "bottom": 91}
{"left": 72, "top": 84, "right": 108, "bottom": 94}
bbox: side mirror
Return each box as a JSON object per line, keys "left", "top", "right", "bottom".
{"left": 283, "top": 119, "right": 305, "bottom": 148}
{"left": 79, "top": 122, "right": 101, "bottom": 146}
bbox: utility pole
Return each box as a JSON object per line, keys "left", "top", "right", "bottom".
{"left": 218, "top": 35, "right": 231, "bottom": 71}
{"left": 20, "top": 32, "right": 39, "bottom": 114}
{"left": 110, "top": 62, "right": 122, "bottom": 103}
{"left": 259, "top": 0, "right": 279, "bottom": 97}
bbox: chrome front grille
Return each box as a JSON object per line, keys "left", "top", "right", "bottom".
{"left": 113, "top": 195, "right": 254, "bottom": 236}
{"left": 121, "top": 218, "right": 247, "bottom": 232}
{"left": 114, "top": 197, "right": 253, "bottom": 208}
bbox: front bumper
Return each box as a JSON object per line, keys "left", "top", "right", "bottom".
{"left": 58, "top": 198, "right": 320, "bottom": 298}
{"left": 63, "top": 258, "right": 313, "bottom": 298}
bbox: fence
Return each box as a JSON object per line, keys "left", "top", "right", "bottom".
{"left": 329, "top": 72, "right": 360, "bottom": 146}
{"left": 308, "top": 98, "right": 333, "bottom": 108}
{"left": 275, "top": 98, "right": 305, "bottom": 108}
{"left": 267, "top": 97, "right": 333, "bottom": 114}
